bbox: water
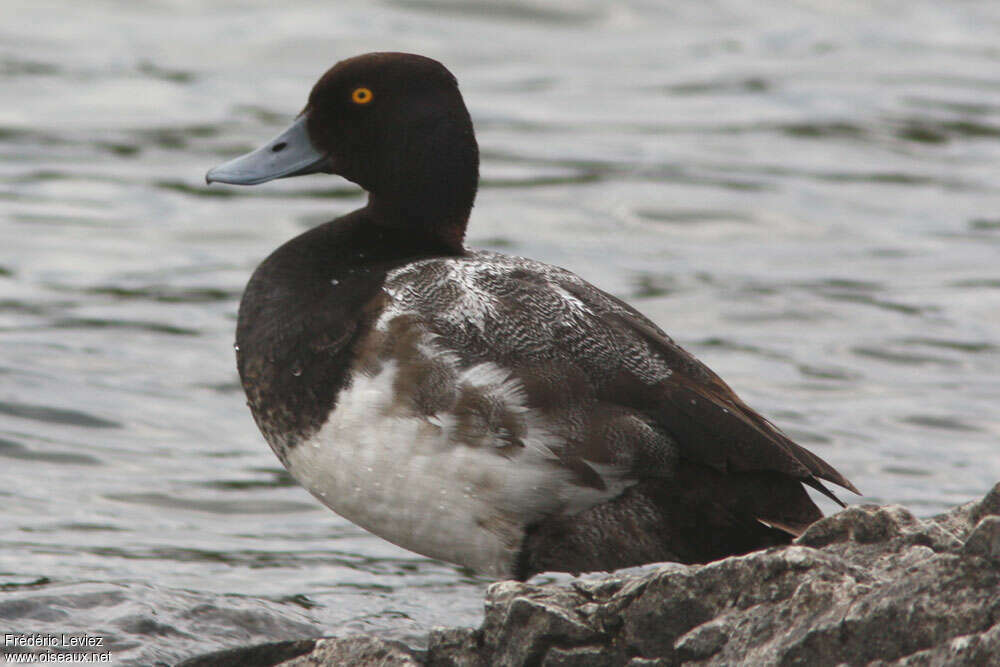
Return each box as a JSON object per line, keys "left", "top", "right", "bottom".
{"left": 2, "top": 0, "right": 999, "bottom": 663}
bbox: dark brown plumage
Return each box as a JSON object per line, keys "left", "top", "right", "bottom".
{"left": 208, "top": 52, "right": 859, "bottom": 580}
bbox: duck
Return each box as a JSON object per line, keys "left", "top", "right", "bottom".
{"left": 206, "top": 52, "right": 858, "bottom": 580}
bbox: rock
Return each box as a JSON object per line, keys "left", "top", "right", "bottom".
{"left": 963, "top": 516, "right": 1000, "bottom": 562}
{"left": 179, "top": 483, "right": 1000, "bottom": 666}
{"left": 281, "top": 636, "right": 420, "bottom": 666}
{"left": 176, "top": 639, "right": 317, "bottom": 667}
{"left": 869, "top": 622, "right": 1000, "bottom": 666}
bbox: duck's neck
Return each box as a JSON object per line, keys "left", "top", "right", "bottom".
{"left": 366, "top": 194, "right": 471, "bottom": 253}
{"left": 364, "top": 116, "right": 479, "bottom": 253}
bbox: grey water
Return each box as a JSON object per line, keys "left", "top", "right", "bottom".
{"left": 1, "top": 0, "right": 999, "bottom": 663}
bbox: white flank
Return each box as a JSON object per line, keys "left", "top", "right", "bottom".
{"left": 284, "top": 355, "right": 630, "bottom": 576}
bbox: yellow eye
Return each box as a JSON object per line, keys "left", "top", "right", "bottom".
{"left": 351, "top": 87, "right": 373, "bottom": 105}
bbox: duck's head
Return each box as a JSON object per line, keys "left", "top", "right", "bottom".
{"left": 207, "top": 52, "right": 479, "bottom": 251}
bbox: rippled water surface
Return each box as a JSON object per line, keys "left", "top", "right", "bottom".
{"left": 2, "top": 0, "right": 999, "bottom": 663}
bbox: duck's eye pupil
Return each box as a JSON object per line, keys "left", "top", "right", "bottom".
{"left": 352, "top": 87, "right": 373, "bottom": 105}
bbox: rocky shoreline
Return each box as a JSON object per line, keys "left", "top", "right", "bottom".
{"left": 180, "top": 483, "right": 1000, "bottom": 666}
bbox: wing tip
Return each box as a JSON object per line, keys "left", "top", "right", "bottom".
{"left": 804, "top": 475, "right": 862, "bottom": 508}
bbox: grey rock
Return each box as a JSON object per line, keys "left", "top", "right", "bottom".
{"left": 870, "top": 622, "right": 1000, "bottom": 666}
{"left": 176, "top": 639, "right": 317, "bottom": 667}
{"left": 181, "top": 483, "right": 1000, "bottom": 666}
{"left": 963, "top": 515, "right": 1000, "bottom": 562}
{"left": 280, "top": 635, "right": 419, "bottom": 666}
{"left": 542, "top": 645, "right": 616, "bottom": 667}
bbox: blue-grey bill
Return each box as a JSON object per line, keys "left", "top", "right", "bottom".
{"left": 205, "top": 115, "right": 329, "bottom": 185}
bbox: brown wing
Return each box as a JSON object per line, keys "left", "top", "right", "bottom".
{"left": 604, "top": 309, "right": 860, "bottom": 501}
{"left": 388, "top": 253, "right": 859, "bottom": 545}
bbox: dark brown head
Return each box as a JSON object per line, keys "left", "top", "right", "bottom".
{"left": 207, "top": 52, "right": 479, "bottom": 251}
